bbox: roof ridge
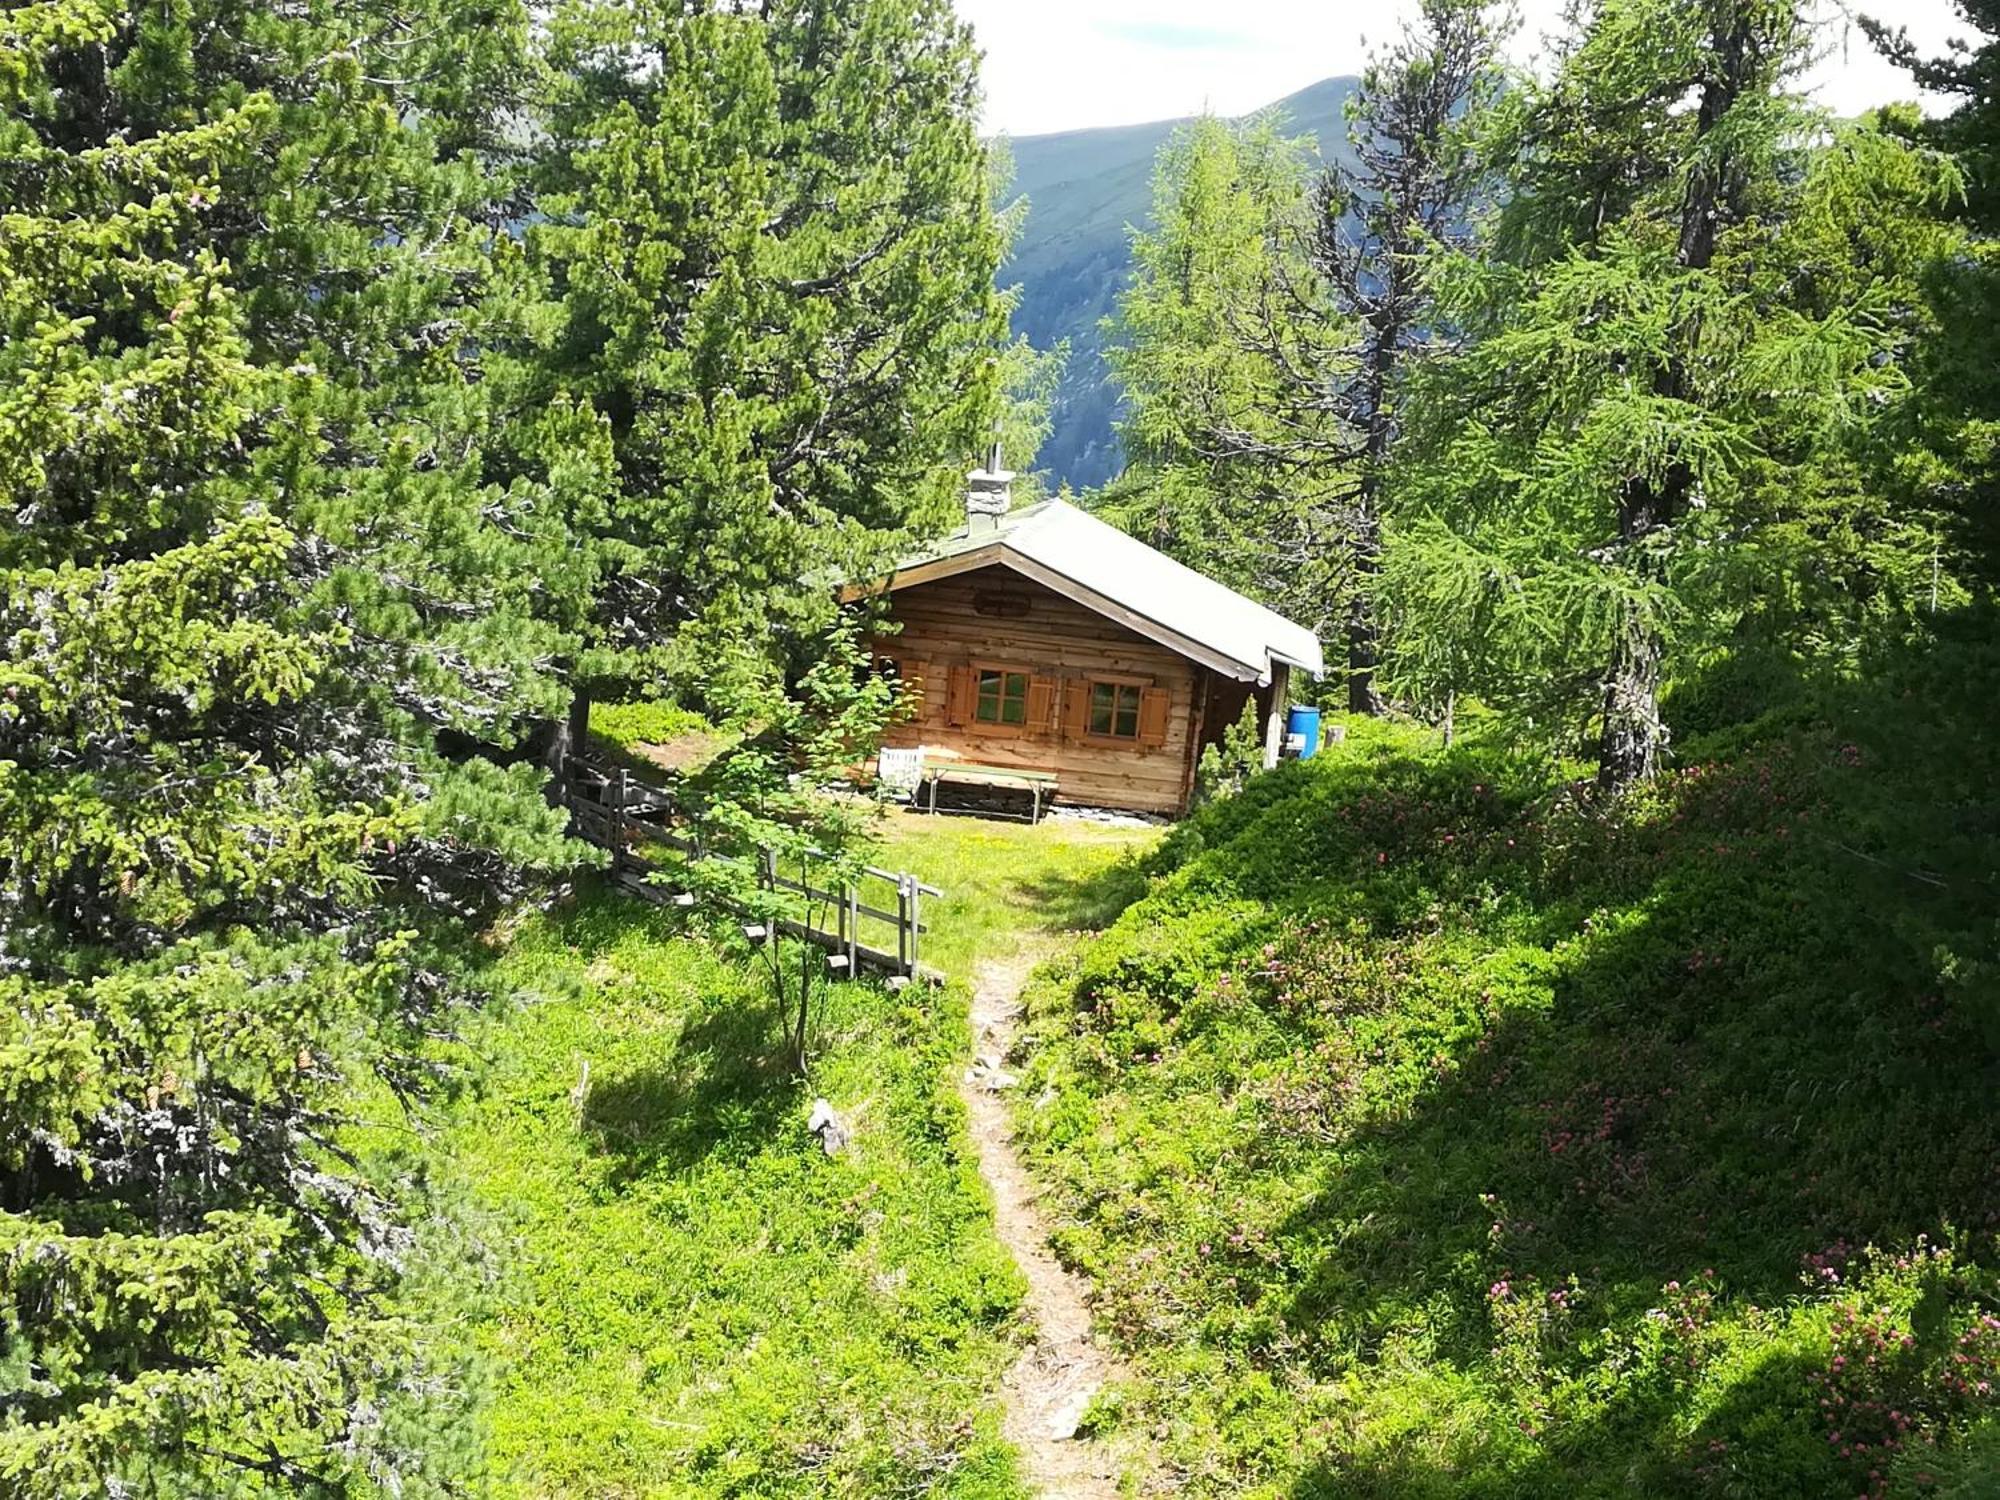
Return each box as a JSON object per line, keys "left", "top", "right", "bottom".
{"left": 868, "top": 496, "right": 1325, "bottom": 684}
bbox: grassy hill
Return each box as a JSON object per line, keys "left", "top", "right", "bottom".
{"left": 447, "top": 812, "right": 1155, "bottom": 1495}
{"left": 1009, "top": 636, "right": 2000, "bottom": 1496}
{"left": 1004, "top": 77, "right": 1359, "bottom": 492}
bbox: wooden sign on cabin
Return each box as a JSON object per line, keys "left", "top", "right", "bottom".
{"left": 840, "top": 453, "right": 1324, "bottom": 817}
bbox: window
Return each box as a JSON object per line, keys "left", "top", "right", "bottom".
{"left": 1088, "top": 681, "right": 1143, "bottom": 739}
{"left": 975, "top": 669, "right": 1030, "bottom": 726}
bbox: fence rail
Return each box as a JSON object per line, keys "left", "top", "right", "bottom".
{"left": 563, "top": 760, "right": 942, "bottom": 984}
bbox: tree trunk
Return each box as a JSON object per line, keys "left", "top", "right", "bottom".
{"left": 543, "top": 686, "right": 593, "bottom": 800}
{"left": 1347, "top": 535, "right": 1388, "bottom": 716}
{"left": 1594, "top": 6, "right": 1762, "bottom": 793}
{"left": 1346, "top": 283, "right": 1403, "bottom": 717}
{"left": 1596, "top": 610, "right": 1663, "bottom": 791}
{"left": 1597, "top": 468, "right": 1676, "bottom": 793}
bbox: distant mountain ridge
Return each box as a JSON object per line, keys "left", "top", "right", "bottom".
{"left": 1003, "top": 76, "right": 1361, "bottom": 492}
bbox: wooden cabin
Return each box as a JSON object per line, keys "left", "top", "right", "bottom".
{"left": 843, "top": 457, "right": 1324, "bottom": 818}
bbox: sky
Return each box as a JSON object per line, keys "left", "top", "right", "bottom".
{"left": 957, "top": 0, "right": 1977, "bottom": 139}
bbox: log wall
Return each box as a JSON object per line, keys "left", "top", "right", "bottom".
{"left": 871, "top": 565, "right": 1220, "bottom": 815}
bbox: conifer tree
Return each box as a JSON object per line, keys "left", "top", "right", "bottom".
{"left": 1867, "top": 3, "right": 2000, "bottom": 576}
{"left": 1101, "top": 116, "right": 1325, "bottom": 621}
{"left": 515, "top": 0, "right": 1006, "bottom": 761}
{"left": 1104, "top": 7, "right": 1505, "bottom": 710}
{"left": 1390, "top": 0, "right": 1958, "bottom": 786}
{"left": 0, "top": 1, "right": 576, "bottom": 1489}
{"left": 1283, "top": 0, "right": 1507, "bottom": 712}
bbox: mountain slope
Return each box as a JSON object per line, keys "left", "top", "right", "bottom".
{"left": 1014, "top": 693, "right": 2000, "bottom": 1495}
{"left": 1003, "top": 76, "right": 1360, "bottom": 491}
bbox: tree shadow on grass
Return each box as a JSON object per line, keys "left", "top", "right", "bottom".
{"left": 1007, "top": 855, "right": 1152, "bottom": 934}
{"left": 529, "top": 882, "right": 805, "bottom": 1187}
{"left": 578, "top": 999, "right": 803, "bottom": 1187}
{"left": 1263, "top": 837, "right": 1997, "bottom": 1494}
{"left": 1015, "top": 618, "right": 2000, "bottom": 1495}
{"left": 1282, "top": 1345, "right": 1831, "bottom": 1499}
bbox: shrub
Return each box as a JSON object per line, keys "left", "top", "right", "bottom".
{"left": 1013, "top": 698, "right": 2000, "bottom": 1497}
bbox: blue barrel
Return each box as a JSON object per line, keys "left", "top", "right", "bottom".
{"left": 1286, "top": 704, "right": 1323, "bottom": 761}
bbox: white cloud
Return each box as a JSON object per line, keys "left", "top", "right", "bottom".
{"left": 957, "top": 0, "right": 1976, "bottom": 139}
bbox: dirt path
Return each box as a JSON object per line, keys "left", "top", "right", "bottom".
{"left": 962, "top": 949, "right": 1132, "bottom": 1499}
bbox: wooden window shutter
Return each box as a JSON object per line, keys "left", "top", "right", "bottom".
{"left": 1137, "top": 686, "right": 1172, "bottom": 748}
{"left": 945, "top": 664, "right": 977, "bottom": 727}
{"left": 1026, "top": 676, "right": 1059, "bottom": 738}
{"left": 1062, "top": 678, "right": 1090, "bottom": 741}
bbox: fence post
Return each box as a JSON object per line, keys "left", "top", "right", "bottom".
{"left": 846, "top": 881, "right": 860, "bottom": 973}
{"left": 896, "top": 876, "right": 911, "bottom": 976}
{"left": 612, "top": 769, "right": 629, "bottom": 875}
{"left": 908, "top": 881, "right": 922, "bottom": 978}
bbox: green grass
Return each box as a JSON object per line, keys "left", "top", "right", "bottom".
{"left": 1010, "top": 706, "right": 2000, "bottom": 1498}
{"left": 446, "top": 808, "right": 1154, "bottom": 1496}
{"left": 443, "top": 670, "right": 2000, "bottom": 1497}
{"left": 874, "top": 808, "right": 1157, "bottom": 974}
{"left": 588, "top": 700, "right": 716, "bottom": 751}
{"left": 586, "top": 699, "right": 730, "bottom": 776}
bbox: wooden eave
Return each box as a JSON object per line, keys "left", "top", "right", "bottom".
{"left": 843, "top": 548, "right": 1266, "bottom": 684}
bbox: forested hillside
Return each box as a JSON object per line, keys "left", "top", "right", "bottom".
{"left": 3, "top": 0, "right": 1998, "bottom": 1496}
{"left": 1004, "top": 77, "right": 1357, "bottom": 490}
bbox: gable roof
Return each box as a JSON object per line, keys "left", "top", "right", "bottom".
{"left": 846, "top": 499, "right": 1324, "bottom": 686}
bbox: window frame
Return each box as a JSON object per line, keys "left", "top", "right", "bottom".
{"left": 970, "top": 663, "right": 1033, "bottom": 732}
{"left": 1082, "top": 678, "right": 1146, "bottom": 741}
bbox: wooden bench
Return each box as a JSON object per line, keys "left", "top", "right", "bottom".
{"left": 919, "top": 760, "right": 1059, "bottom": 825}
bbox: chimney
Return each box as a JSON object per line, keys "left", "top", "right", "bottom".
{"left": 965, "top": 436, "right": 1013, "bottom": 534}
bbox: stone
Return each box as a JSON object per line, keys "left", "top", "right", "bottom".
{"left": 806, "top": 1098, "right": 851, "bottom": 1156}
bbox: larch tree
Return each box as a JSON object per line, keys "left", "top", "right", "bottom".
{"left": 514, "top": 0, "right": 1007, "bottom": 771}
{"left": 1867, "top": 1, "right": 2000, "bottom": 578}
{"left": 0, "top": 0, "right": 579, "bottom": 1490}
{"left": 1103, "top": 4, "right": 1506, "bottom": 713}
{"left": 1282, "top": 0, "right": 1508, "bottom": 713}
{"left": 1100, "top": 115, "right": 1326, "bottom": 625}
{"left": 1389, "top": 0, "right": 1957, "bottom": 787}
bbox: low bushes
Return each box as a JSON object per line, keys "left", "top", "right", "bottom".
{"left": 1015, "top": 707, "right": 2000, "bottom": 1497}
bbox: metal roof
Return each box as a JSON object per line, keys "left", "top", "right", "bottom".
{"left": 857, "top": 499, "right": 1325, "bottom": 686}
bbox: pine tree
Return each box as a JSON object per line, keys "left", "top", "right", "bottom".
{"left": 1, "top": 1, "right": 574, "bottom": 1489}
{"left": 514, "top": 0, "right": 1006, "bottom": 762}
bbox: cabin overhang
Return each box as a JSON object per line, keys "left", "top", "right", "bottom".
{"left": 844, "top": 550, "right": 1285, "bottom": 686}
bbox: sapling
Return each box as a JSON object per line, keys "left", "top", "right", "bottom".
{"left": 673, "top": 624, "right": 899, "bottom": 1076}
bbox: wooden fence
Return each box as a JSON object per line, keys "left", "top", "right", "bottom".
{"left": 563, "top": 760, "right": 943, "bottom": 984}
